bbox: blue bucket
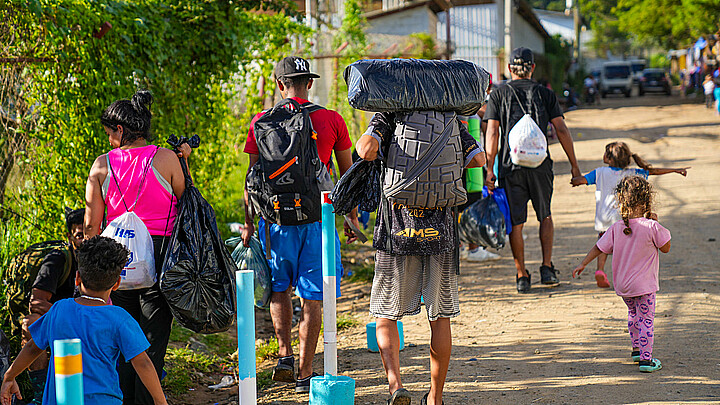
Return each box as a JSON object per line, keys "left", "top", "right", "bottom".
{"left": 309, "top": 374, "right": 355, "bottom": 405}
{"left": 366, "top": 321, "right": 404, "bottom": 352}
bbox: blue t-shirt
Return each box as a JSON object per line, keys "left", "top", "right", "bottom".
{"left": 29, "top": 299, "right": 149, "bottom": 405}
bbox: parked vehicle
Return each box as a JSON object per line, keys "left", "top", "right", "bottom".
{"left": 600, "top": 61, "right": 633, "bottom": 98}
{"left": 630, "top": 59, "right": 647, "bottom": 83}
{"left": 638, "top": 68, "right": 672, "bottom": 96}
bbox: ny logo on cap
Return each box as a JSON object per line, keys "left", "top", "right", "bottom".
{"left": 295, "top": 59, "right": 308, "bottom": 72}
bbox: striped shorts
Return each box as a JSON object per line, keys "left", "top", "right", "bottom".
{"left": 370, "top": 249, "right": 459, "bottom": 322}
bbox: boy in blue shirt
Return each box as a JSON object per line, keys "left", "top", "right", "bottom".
{"left": 1, "top": 236, "right": 167, "bottom": 405}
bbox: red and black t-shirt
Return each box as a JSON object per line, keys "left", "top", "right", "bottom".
{"left": 244, "top": 97, "right": 352, "bottom": 170}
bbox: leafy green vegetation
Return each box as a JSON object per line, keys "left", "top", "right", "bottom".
{"left": 255, "top": 337, "right": 281, "bottom": 362}
{"left": 257, "top": 369, "right": 274, "bottom": 391}
{"left": 348, "top": 263, "right": 375, "bottom": 283}
{"left": 164, "top": 346, "right": 230, "bottom": 395}
{"left": 0, "top": 0, "right": 310, "bottom": 271}
{"left": 336, "top": 314, "right": 359, "bottom": 331}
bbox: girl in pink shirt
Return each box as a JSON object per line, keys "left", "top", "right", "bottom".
{"left": 573, "top": 176, "right": 671, "bottom": 373}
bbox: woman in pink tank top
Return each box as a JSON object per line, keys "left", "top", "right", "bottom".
{"left": 83, "top": 90, "right": 191, "bottom": 405}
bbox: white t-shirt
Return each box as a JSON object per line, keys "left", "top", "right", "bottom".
{"left": 703, "top": 80, "right": 715, "bottom": 95}
{"left": 584, "top": 166, "right": 650, "bottom": 232}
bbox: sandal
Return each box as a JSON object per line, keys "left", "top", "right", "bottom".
{"left": 420, "top": 392, "right": 444, "bottom": 405}
{"left": 388, "top": 388, "right": 411, "bottom": 405}
{"left": 639, "top": 358, "right": 662, "bottom": 373}
{"left": 595, "top": 270, "right": 610, "bottom": 288}
{"left": 631, "top": 350, "right": 641, "bottom": 362}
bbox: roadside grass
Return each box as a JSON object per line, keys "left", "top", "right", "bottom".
{"left": 257, "top": 369, "right": 273, "bottom": 391}
{"left": 348, "top": 263, "right": 375, "bottom": 283}
{"left": 255, "top": 337, "right": 280, "bottom": 362}
{"left": 336, "top": 314, "right": 360, "bottom": 331}
{"left": 164, "top": 346, "right": 230, "bottom": 395}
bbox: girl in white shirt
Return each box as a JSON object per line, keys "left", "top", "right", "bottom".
{"left": 571, "top": 142, "right": 687, "bottom": 288}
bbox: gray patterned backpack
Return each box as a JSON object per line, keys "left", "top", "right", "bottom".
{"left": 383, "top": 111, "right": 467, "bottom": 208}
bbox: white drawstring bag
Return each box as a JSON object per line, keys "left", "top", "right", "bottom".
{"left": 508, "top": 114, "right": 548, "bottom": 168}
{"left": 507, "top": 85, "right": 548, "bottom": 168}
{"left": 102, "top": 147, "right": 160, "bottom": 290}
{"left": 101, "top": 211, "right": 156, "bottom": 289}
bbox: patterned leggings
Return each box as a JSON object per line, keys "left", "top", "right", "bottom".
{"left": 622, "top": 292, "right": 656, "bottom": 361}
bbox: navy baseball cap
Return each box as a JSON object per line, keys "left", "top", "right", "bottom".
{"left": 274, "top": 56, "right": 320, "bottom": 79}
{"left": 510, "top": 47, "right": 534, "bottom": 65}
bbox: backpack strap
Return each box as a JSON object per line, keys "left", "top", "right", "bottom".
{"left": 300, "top": 101, "right": 326, "bottom": 114}
{"left": 507, "top": 83, "right": 529, "bottom": 116}
{"left": 58, "top": 245, "right": 74, "bottom": 286}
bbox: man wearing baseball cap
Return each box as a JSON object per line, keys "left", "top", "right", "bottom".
{"left": 242, "top": 56, "right": 359, "bottom": 393}
{"left": 483, "top": 47, "right": 582, "bottom": 293}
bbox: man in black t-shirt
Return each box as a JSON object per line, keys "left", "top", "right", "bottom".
{"left": 22, "top": 207, "right": 84, "bottom": 404}
{"left": 484, "top": 47, "right": 581, "bottom": 293}
{"left": 357, "top": 112, "right": 486, "bottom": 405}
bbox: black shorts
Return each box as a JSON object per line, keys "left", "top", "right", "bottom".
{"left": 499, "top": 159, "right": 553, "bottom": 226}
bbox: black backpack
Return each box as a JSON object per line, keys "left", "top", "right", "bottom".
{"left": 247, "top": 98, "right": 327, "bottom": 226}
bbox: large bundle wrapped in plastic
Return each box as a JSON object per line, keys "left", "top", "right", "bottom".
{"left": 161, "top": 135, "right": 238, "bottom": 334}
{"left": 344, "top": 59, "right": 491, "bottom": 115}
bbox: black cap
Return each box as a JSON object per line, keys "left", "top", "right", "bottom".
{"left": 274, "top": 56, "right": 320, "bottom": 80}
{"left": 510, "top": 47, "right": 534, "bottom": 65}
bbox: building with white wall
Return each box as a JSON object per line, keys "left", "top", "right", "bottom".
{"left": 436, "top": 0, "right": 549, "bottom": 80}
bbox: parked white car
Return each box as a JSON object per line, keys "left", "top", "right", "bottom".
{"left": 600, "top": 61, "right": 633, "bottom": 98}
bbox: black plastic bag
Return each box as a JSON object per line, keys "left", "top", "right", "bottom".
{"left": 161, "top": 135, "right": 238, "bottom": 334}
{"left": 0, "top": 329, "right": 9, "bottom": 379}
{"left": 458, "top": 195, "right": 506, "bottom": 249}
{"left": 344, "top": 59, "right": 491, "bottom": 115}
{"left": 330, "top": 158, "right": 382, "bottom": 215}
{"left": 225, "top": 236, "right": 271, "bottom": 308}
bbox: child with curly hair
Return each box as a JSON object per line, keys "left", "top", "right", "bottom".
{"left": 571, "top": 141, "right": 687, "bottom": 288}
{"left": 573, "top": 176, "right": 671, "bottom": 373}
{"left": 1, "top": 236, "right": 167, "bottom": 405}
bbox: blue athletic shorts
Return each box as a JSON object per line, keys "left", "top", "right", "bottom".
{"left": 258, "top": 218, "right": 343, "bottom": 301}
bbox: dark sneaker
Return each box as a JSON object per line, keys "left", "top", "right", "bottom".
{"left": 631, "top": 350, "right": 641, "bottom": 362}
{"left": 540, "top": 263, "right": 559, "bottom": 285}
{"left": 295, "top": 372, "right": 320, "bottom": 393}
{"left": 420, "top": 392, "right": 444, "bottom": 405}
{"left": 517, "top": 272, "right": 531, "bottom": 293}
{"left": 272, "top": 356, "right": 295, "bottom": 383}
{"left": 639, "top": 358, "right": 662, "bottom": 373}
{"left": 387, "top": 388, "right": 412, "bottom": 405}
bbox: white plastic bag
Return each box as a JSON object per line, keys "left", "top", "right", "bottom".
{"left": 101, "top": 211, "right": 156, "bottom": 290}
{"left": 508, "top": 114, "right": 548, "bottom": 168}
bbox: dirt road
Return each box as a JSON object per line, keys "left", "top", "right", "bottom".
{"left": 202, "top": 95, "right": 720, "bottom": 405}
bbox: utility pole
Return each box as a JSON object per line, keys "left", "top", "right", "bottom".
{"left": 504, "top": 0, "right": 512, "bottom": 77}
{"left": 573, "top": 0, "right": 581, "bottom": 65}
{"left": 446, "top": 1, "right": 452, "bottom": 59}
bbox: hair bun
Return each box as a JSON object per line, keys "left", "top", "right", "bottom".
{"left": 131, "top": 90, "right": 153, "bottom": 112}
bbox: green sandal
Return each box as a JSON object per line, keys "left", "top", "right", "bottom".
{"left": 639, "top": 358, "right": 662, "bottom": 373}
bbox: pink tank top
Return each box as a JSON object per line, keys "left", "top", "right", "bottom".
{"left": 104, "top": 146, "right": 178, "bottom": 236}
